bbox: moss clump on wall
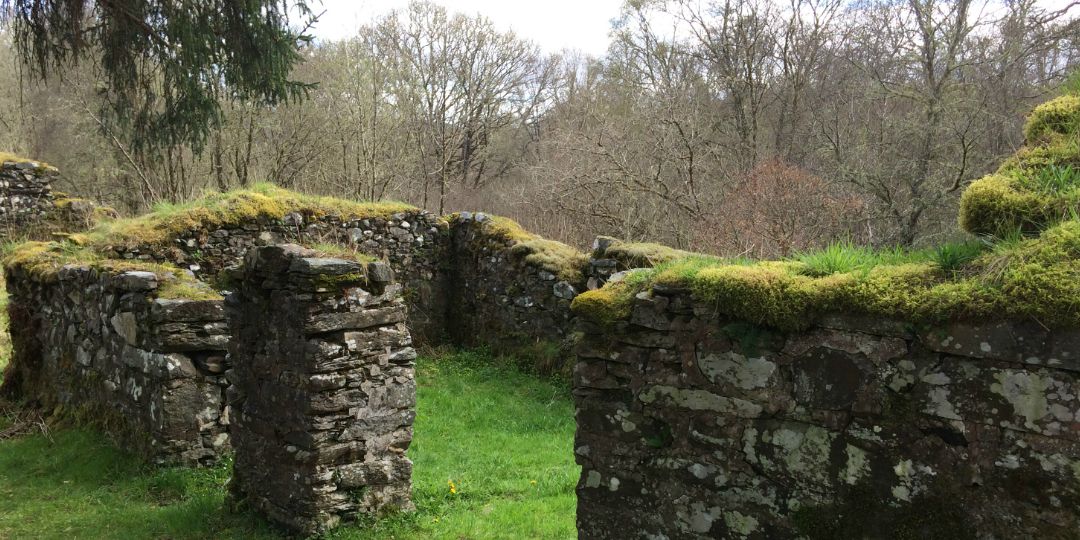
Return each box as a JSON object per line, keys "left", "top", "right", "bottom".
{"left": 961, "top": 92, "right": 1080, "bottom": 238}
{"left": 1025, "top": 94, "right": 1080, "bottom": 141}
{"left": 601, "top": 239, "right": 696, "bottom": 268}
{"left": 573, "top": 224, "right": 1080, "bottom": 331}
{"left": 83, "top": 183, "right": 416, "bottom": 250}
{"left": 3, "top": 241, "right": 221, "bottom": 301}
{"left": 570, "top": 282, "right": 636, "bottom": 326}
{"left": 450, "top": 213, "right": 588, "bottom": 284}
{"left": 0, "top": 152, "right": 53, "bottom": 171}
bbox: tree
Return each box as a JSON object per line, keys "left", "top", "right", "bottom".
{"left": 1, "top": 0, "right": 317, "bottom": 156}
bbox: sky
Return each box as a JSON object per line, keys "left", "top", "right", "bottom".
{"left": 310, "top": 0, "right": 625, "bottom": 56}
{"left": 309, "top": 0, "right": 1078, "bottom": 57}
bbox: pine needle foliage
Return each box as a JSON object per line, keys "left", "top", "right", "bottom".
{"left": 1, "top": 0, "right": 318, "bottom": 156}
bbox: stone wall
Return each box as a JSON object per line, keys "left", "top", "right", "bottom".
{"left": 447, "top": 212, "right": 584, "bottom": 376}
{"left": 573, "top": 285, "right": 1080, "bottom": 539}
{"left": 99, "top": 210, "right": 450, "bottom": 344}
{"left": 225, "top": 245, "right": 415, "bottom": 534}
{"left": 0, "top": 160, "right": 56, "bottom": 228}
{"left": 1, "top": 266, "right": 229, "bottom": 464}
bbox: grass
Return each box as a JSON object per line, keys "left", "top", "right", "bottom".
{"left": 794, "top": 241, "right": 920, "bottom": 277}
{"left": 1017, "top": 164, "right": 1080, "bottom": 194}
{"left": 572, "top": 224, "right": 1080, "bottom": 331}
{"left": 3, "top": 241, "right": 221, "bottom": 301}
{"left": 83, "top": 183, "right": 417, "bottom": 250}
{"left": 0, "top": 350, "right": 578, "bottom": 539}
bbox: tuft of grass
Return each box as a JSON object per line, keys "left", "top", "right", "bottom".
{"left": 794, "top": 241, "right": 924, "bottom": 277}
{"left": 931, "top": 240, "right": 986, "bottom": 276}
{"left": 0, "top": 351, "right": 577, "bottom": 539}
{"left": 1017, "top": 164, "right": 1080, "bottom": 194}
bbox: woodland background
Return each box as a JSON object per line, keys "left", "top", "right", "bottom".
{"left": 1, "top": 0, "right": 1077, "bottom": 256}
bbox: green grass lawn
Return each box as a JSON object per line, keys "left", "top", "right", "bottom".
{"left": 0, "top": 350, "right": 578, "bottom": 539}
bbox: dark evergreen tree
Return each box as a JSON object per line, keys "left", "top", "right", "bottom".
{"left": 1, "top": 0, "right": 317, "bottom": 156}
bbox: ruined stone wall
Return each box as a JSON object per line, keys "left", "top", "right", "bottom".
{"left": 100, "top": 210, "right": 450, "bottom": 343}
{"left": 2, "top": 266, "right": 229, "bottom": 464}
{"left": 226, "top": 245, "right": 415, "bottom": 534}
{"left": 0, "top": 160, "right": 56, "bottom": 228}
{"left": 447, "top": 212, "right": 584, "bottom": 376}
{"left": 574, "top": 285, "right": 1080, "bottom": 539}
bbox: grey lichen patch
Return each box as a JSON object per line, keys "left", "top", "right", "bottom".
{"left": 723, "top": 511, "right": 759, "bottom": 538}
{"left": 923, "top": 386, "right": 962, "bottom": 421}
{"left": 842, "top": 444, "right": 871, "bottom": 486}
{"left": 639, "top": 385, "right": 763, "bottom": 417}
{"left": 991, "top": 370, "right": 1050, "bottom": 432}
{"left": 697, "top": 350, "right": 776, "bottom": 390}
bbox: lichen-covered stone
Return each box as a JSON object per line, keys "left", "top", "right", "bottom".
{"left": 225, "top": 245, "right": 414, "bottom": 535}
{"left": 573, "top": 286, "right": 1080, "bottom": 539}
{"left": 0, "top": 263, "right": 228, "bottom": 464}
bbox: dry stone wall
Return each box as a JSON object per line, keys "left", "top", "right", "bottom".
{"left": 100, "top": 210, "right": 450, "bottom": 343}
{"left": 0, "top": 160, "right": 57, "bottom": 228}
{"left": 1, "top": 266, "right": 229, "bottom": 464}
{"left": 225, "top": 245, "right": 415, "bottom": 534}
{"left": 573, "top": 285, "right": 1080, "bottom": 539}
{"left": 447, "top": 212, "right": 584, "bottom": 376}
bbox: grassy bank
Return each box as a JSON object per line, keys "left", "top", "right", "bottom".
{"left": 0, "top": 351, "right": 578, "bottom": 539}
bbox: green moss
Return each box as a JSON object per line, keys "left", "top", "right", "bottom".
{"left": 510, "top": 239, "right": 588, "bottom": 283}
{"left": 572, "top": 219, "right": 1080, "bottom": 330}
{"left": 2, "top": 241, "right": 221, "bottom": 301}
{"left": 602, "top": 239, "right": 695, "bottom": 268}
{"left": 0, "top": 152, "right": 52, "bottom": 170}
{"left": 570, "top": 283, "right": 637, "bottom": 326}
{"left": 84, "top": 183, "right": 416, "bottom": 250}
{"left": 157, "top": 280, "right": 222, "bottom": 301}
{"left": 958, "top": 174, "right": 1070, "bottom": 237}
{"left": 449, "top": 213, "right": 588, "bottom": 284}
{"left": 1025, "top": 94, "right": 1080, "bottom": 141}
{"left": 306, "top": 242, "right": 376, "bottom": 264}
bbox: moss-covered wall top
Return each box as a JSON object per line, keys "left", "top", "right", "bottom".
{"left": 573, "top": 88, "right": 1080, "bottom": 332}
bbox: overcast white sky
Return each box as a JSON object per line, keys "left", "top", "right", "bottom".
{"left": 311, "top": 0, "right": 625, "bottom": 56}
{"left": 310, "top": 0, "right": 1077, "bottom": 57}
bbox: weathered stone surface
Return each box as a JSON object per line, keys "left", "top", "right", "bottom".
{"left": 305, "top": 304, "right": 407, "bottom": 334}
{"left": 0, "top": 263, "right": 228, "bottom": 465}
{"left": 226, "top": 245, "right": 414, "bottom": 536}
{"left": 574, "top": 289, "right": 1080, "bottom": 539}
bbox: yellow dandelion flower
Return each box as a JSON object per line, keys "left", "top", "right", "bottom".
{"left": 448, "top": 479, "right": 458, "bottom": 495}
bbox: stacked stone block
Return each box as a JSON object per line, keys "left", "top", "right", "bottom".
{"left": 0, "top": 160, "right": 57, "bottom": 229}
{"left": 225, "top": 244, "right": 415, "bottom": 535}
{"left": 1, "top": 266, "right": 229, "bottom": 464}
{"left": 574, "top": 285, "right": 1080, "bottom": 539}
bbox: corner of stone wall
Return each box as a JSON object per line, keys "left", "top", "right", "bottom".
{"left": 225, "top": 244, "right": 416, "bottom": 535}
{"left": 2, "top": 263, "right": 230, "bottom": 464}
{"left": 445, "top": 212, "right": 585, "bottom": 379}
